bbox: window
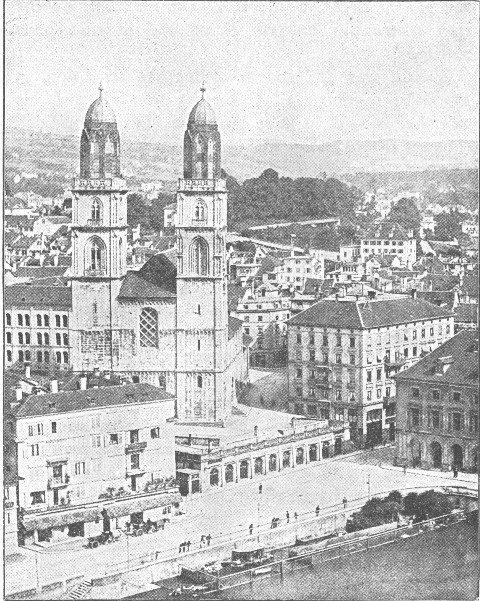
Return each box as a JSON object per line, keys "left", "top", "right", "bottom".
{"left": 350, "top": 354, "right": 355, "bottom": 365}
{"left": 322, "top": 352, "right": 328, "bottom": 364}
{"left": 129, "top": 429, "right": 139, "bottom": 444}
{"left": 56, "top": 333, "right": 61, "bottom": 345}
{"left": 258, "top": 316, "right": 263, "bottom": 322}
{"left": 55, "top": 315, "right": 61, "bottom": 328}
{"left": 17, "top": 314, "right": 23, "bottom": 326}
{"left": 336, "top": 335, "right": 342, "bottom": 346}
{"left": 421, "top": 329, "right": 425, "bottom": 338}
{"left": 140, "top": 308, "right": 158, "bottom": 348}
{"left": 245, "top": 327, "right": 249, "bottom": 335}
{"left": 63, "top": 316, "right": 68, "bottom": 328}
{"left": 28, "top": 425, "right": 34, "bottom": 436}
{"left": 376, "top": 368, "right": 382, "bottom": 380}
{"left": 25, "top": 333, "right": 30, "bottom": 345}
{"left": 432, "top": 390, "right": 440, "bottom": 400}
{"left": 75, "top": 462, "right": 86, "bottom": 475}
{"left": 6, "top": 332, "right": 11, "bottom": 344}
{"left": 367, "top": 371, "right": 372, "bottom": 383}
{"left": 430, "top": 327, "right": 434, "bottom": 336}
{"left": 194, "top": 200, "right": 206, "bottom": 221}
{"left": 446, "top": 324, "right": 450, "bottom": 335}
{"left": 6, "top": 313, "right": 11, "bottom": 326}
{"left": 18, "top": 350, "right": 24, "bottom": 362}
{"left": 367, "top": 390, "right": 372, "bottom": 401}
{"left": 453, "top": 392, "right": 461, "bottom": 403}
{"left": 37, "top": 333, "right": 42, "bottom": 345}
{"left": 452, "top": 412, "right": 462, "bottom": 431}
{"left": 296, "top": 368, "right": 302, "bottom": 379}
{"left": 350, "top": 337, "right": 355, "bottom": 348}
{"left": 30, "top": 491, "right": 45, "bottom": 505}
{"left": 385, "top": 386, "right": 391, "bottom": 398}
{"left": 296, "top": 333, "right": 302, "bottom": 344}
{"left": 63, "top": 352, "right": 68, "bottom": 364}
{"left": 91, "top": 198, "right": 102, "bottom": 221}
{"left": 190, "top": 237, "right": 208, "bottom": 275}
{"left": 335, "top": 390, "right": 342, "bottom": 401}
{"left": 431, "top": 411, "right": 440, "bottom": 429}
{"left": 25, "top": 314, "right": 30, "bottom": 326}
{"left": 109, "top": 433, "right": 120, "bottom": 445}
{"left": 412, "top": 387, "right": 419, "bottom": 398}
{"left": 7, "top": 350, "right": 11, "bottom": 362}
{"left": 376, "top": 388, "right": 382, "bottom": 399}
{"left": 323, "top": 335, "right": 328, "bottom": 347}
{"left": 197, "top": 375, "right": 203, "bottom": 388}
{"left": 44, "top": 333, "right": 49, "bottom": 345}
{"left": 91, "top": 415, "right": 101, "bottom": 429}
{"left": 51, "top": 422, "right": 57, "bottom": 434}
{"left": 44, "top": 352, "right": 49, "bottom": 363}
{"left": 37, "top": 314, "right": 42, "bottom": 326}
{"left": 413, "top": 346, "right": 417, "bottom": 357}
{"left": 86, "top": 237, "right": 105, "bottom": 272}
{"left": 44, "top": 315, "right": 49, "bottom": 327}
{"left": 91, "top": 434, "right": 102, "bottom": 448}
{"left": 335, "top": 354, "right": 341, "bottom": 364}
{"left": 411, "top": 408, "right": 420, "bottom": 426}
{"left": 131, "top": 454, "right": 140, "bottom": 470}
{"left": 404, "top": 348, "right": 408, "bottom": 358}
{"left": 31, "top": 444, "right": 40, "bottom": 456}
{"left": 56, "top": 351, "right": 61, "bottom": 363}
{"left": 151, "top": 427, "right": 160, "bottom": 439}
{"left": 37, "top": 351, "right": 42, "bottom": 362}
{"left": 309, "top": 350, "right": 315, "bottom": 362}
{"left": 307, "top": 404, "right": 317, "bottom": 416}
{"left": 470, "top": 413, "right": 478, "bottom": 433}
{"left": 309, "top": 334, "right": 315, "bottom": 345}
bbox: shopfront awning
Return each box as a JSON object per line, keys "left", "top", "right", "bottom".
{"left": 102, "top": 492, "right": 182, "bottom": 519}
{"left": 21, "top": 506, "right": 101, "bottom": 532}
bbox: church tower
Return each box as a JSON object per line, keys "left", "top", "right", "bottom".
{"left": 70, "top": 85, "right": 128, "bottom": 372}
{"left": 175, "top": 85, "right": 230, "bottom": 423}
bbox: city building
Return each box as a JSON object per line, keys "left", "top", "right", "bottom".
{"left": 69, "top": 85, "right": 249, "bottom": 423}
{"left": 5, "top": 380, "right": 180, "bottom": 546}
{"left": 394, "top": 329, "right": 478, "bottom": 471}
{"left": 163, "top": 202, "right": 178, "bottom": 228}
{"left": 5, "top": 286, "right": 72, "bottom": 369}
{"left": 287, "top": 293, "right": 454, "bottom": 447}
{"left": 360, "top": 222, "right": 417, "bottom": 267}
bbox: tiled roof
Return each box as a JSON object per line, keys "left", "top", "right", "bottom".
{"left": 363, "top": 221, "right": 410, "bottom": 241}
{"left": 395, "top": 329, "right": 478, "bottom": 386}
{"left": 413, "top": 256, "right": 446, "bottom": 274}
{"left": 289, "top": 297, "right": 452, "bottom": 330}
{"left": 14, "top": 266, "right": 68, "bottom": 280}
{"left": 11, "top": 235, "right": 36, "bottom": 249}
{"left": 461, "top": 271, "right": 479, "bottom": 297}
{"left": 454, "top": 304, "right": 478, "bottom": 324}
{"left": 5, "top": 231, "right": 20, "bottom": 246}
{"left": 422, "top": 274, "right": 460, "bottom": 291}
{"left": 5, "top": 215, "right": 34, "bottom": 228}
{"left": 118, "top": 254, "right": 177, "bottom": 300}
{"left": 228, "top": 283, "right": 244, "bottom": 312}
{"left": 15, "top": 383, "right": 174, "bottom": 419}
{"left": 5, "top": 285, "right": 72, "bottom": 308}
{"left": 150, "top": 235, "right": 176, "bottom": 252}
{"left": 417, "top": 290, "right": 457, "bottom": 311}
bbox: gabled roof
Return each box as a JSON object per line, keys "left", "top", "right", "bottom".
{"left": 363, "top": 221, "right": 410, "bottom": 241}
{"left": 5, "top": 231, "right": 20, "bottom": 246}
{"left": 14, "top": 383, "right": 174, "bottom": 419}
{"left": 228, "top": 283, "right": 245, "bottom": 312}
{"left": 118, "top": 254, "right": 177, "bottom": 300}
{"left": 454, "top": 304, "right": 478, "bottom": 324}
{"left": 422, "top": 274, "right": 460, "bottom": 291}
{"left": 289, "top": 297, "right": 452, "bottom": 330}
{"left": 413, "top": 256, "right": 446, "bottom": 274}
{"left": 5, "top": 285, "right": 72, "bottom": 309}
{"left": 5, "top": 215, "right": 34, "bottom": 228}
{"left": 417, "top": 290, "right": 457, "bottom": 311}
{"left": 11, "top": 235, "right": 37, "bottom": 249}
{"left": 461, "top": 271, "right": 479, "bottom": 297}
{"left": 395, "top": 329, "right": 478, "bottom": 386}
{"left": 14, "top": 266, "right": 68, "bottom": 280}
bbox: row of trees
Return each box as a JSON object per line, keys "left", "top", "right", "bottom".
{"left": 346, "top": 490, "right": 454, "bottom": 533}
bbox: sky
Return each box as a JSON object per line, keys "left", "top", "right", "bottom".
{"left": 5, "top": 1, "right": 479, "bottom": 146}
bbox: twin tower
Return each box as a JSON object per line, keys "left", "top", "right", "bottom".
{"left": 70, "top": 84, "right": 238, "bottom": 424}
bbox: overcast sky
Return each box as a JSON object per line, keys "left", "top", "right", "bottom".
{"left": 5, "top": 1, "right": 479, "bottom": 146}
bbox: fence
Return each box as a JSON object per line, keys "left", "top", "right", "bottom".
{"left": 210, "top": 510, "right": 467, "bottom": 593}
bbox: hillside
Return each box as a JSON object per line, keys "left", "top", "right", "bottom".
{"left": 5, "top": 127, "right": 478, "bottom": 194}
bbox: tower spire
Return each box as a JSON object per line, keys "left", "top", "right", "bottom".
{"left": 99, "top": 81, "right": 104, "bottom": 97}
{"left": 200, "top": 81, "right": 206, "bottom": 98}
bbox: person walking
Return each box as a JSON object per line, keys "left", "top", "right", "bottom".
{"left": 178, "top": 542, "right": 182, "bottom": 554}
{"left": 286, "top": 511, "right": 290, "bottom": 524}
{"left": 453, "top": 466, "right": 458, "bottom": 478}
{"left": 343, "top": 497, "right": 348, "bottom": 509}
{"left": 403, "top": 462, "right": 407, "bottom": 475}
{"left": 259, "top": 484, "right": 263, "bottom": 494}
{"left": 294, "top": 512, "right": 298, "bottom": 521}
{"left": 186, "top": 540, "right": 191, "bottom": 552}
{"left": 271, "top": 518, "right": 275, "bottom": 529}
{"left": 206, "top": 534, "right": 211, "bottom": 546}
{"left": 200, "top": 534, "right": 205, "bottom": 548}
{"left": 249, "top": 523, "right": 254, "bottom": 535}
{"left": 315, "top": 505, "right": 320, "bottom": 517}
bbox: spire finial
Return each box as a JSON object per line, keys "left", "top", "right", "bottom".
{"left": 99, "top": 81, "right": 104, "bottom": 97}
{"left": 200, "top": 81, "right": 206, "bottom": 98}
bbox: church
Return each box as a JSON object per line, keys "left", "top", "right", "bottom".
{"left": 70, "top": 85, "right": 249, "bottom": 424}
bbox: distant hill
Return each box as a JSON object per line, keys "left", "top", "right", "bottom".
{"left": 5, "top": 127, "right": 478, "bottom": 193}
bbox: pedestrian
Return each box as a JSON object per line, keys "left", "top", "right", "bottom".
{"left": 343, "top": 497, "right": 348, "bottom": 509}
{"left": 200, "top": 534, "right": 205, "bottom": 548}
{"left": 207, "top": 534, "right": 211, "bottom": 546}
{"left": 186, "top": 540, "right": 191, "bottom": 552}
{"left": 294, "top": 512, "right": 298, "bottom": 521}
{"left": 271, "top": 518, "right": 275, "bottom": 529}
{"left": 453, "top": 466, "right": 458, "bottom": 478}
{"left": 179, "top": 542, "right": 183, "bottom": 554}
{"left": 403, "top": 463, "right": 407, "bottom": 475}
{"left": 315, "top": 505, "right": 320, "bottom": 517}
{"left": 249, "top": 523, "right": 254, "bottom": 535}
{"left": 286, "top": 511, "right": 290, "bottom": 524}
{"left": 259, "top": 484, "right": 263, "bottom": 494}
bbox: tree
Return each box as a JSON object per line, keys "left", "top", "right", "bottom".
{"left": 388, "top": 197, "right": 421, "bottom": 233}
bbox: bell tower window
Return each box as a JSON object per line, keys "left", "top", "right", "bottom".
{"left": 139, "top": 308, "right": 158, "bottom": 348}
{"left": 193, "top": 200, "right": 206, "bottom": 222}
{"left": 85, "top": 237, "right": 106, "bottom": 275}
{"left": 190, "top": 237, "right": 208, "bottom": 276}
{"left": 90, "top": 198, "right": 102, "bottom": 224}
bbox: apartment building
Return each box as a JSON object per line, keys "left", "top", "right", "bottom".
{"left": 231, "top": 280, "right": 290, "bottom": 368}
{"left": 5, "top": 286, "right": 72, "bottom": 369}
{"left": 275, "top": 252, "right": 324, "bottom": 290}
{"left": 360, "top": 222, "right": 417, "bottom": 267}
{"left": 287, "top": 293, "right": 454, "bottom": 447}
{"left": 395, "top": 329, "right": 478, "bottom": 471}
{"left": 6, "top": 382, "right": 180, "bottom": 546}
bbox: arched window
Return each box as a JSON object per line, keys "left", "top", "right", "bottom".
{"left": 56, "top": 351, "right": 61, "bottom": 363}
{"left": 190, "top": 237, "right": 208, "bottom": 276}
{"left": 225, "top": 464, "right": 234, "bottom": 483}
{"left": 44, "top": 351, "right": 50, "bottom": 363}
{"left": 63, "top": 352, "right": 69, "bottom": 364}
{"left": 18, "top": 350, "right": 24, "bottom": 363}
{"left": 36, "top": 314, "right": 42, "bottom": 327}
{"left": 44, "top": 315, "right": 49, "bottom": 327}
{"left": 18, "top": 333, "right": 24, "bottom": 344}
{"left": 6, "top": 313, "right": 11, "bottom": 326}
{"left": 240, "top": 460, "right": 249, "bottom": 479}
{"left": 17, "top": 314, "right": 23, "bottom": 326}
{"left": 25, "top": 315, "right": 30, "bottom": 326}
{"left": 55, "top": 315, "right": 61, "bottom": 327}
{"left": 25, "top": 333, "right": 30, "bottom": 345}
{"left": 63, "top": 315, "right": 68, "bottom": 328}
{"left": 7, "top": 350, "right": 12, "bottom": 362}
{"left": 44, "top": 333, "right": 49, "bottom": 346}
{"left": 197, "top": 375, "right": 203, "bottom": 389}
{"left": 63, "top": 334, "right": 68, "bottom": 346}
{"left": 105, "top": 137, "right": 114, "bottom": 154}
{"left": 194, "top": 200, "right": 206, "bottom": 222}
{"left": 85, "top": 237, "right": 106, "bottom": 274}
{"left": 56, "top": 333, "right": 61, "bottom": 345}
{"left": 139, "top": 308, "right": 158, "bottom": 348}
{"left": 210, "top": 468, "right": 219, "bottom": 487}
{"left": 91, "top": 198, "right": 102, "bottom": 222}
{"left": 37, "top": 351, "right": 42, "bottom": 363}
{"left": 25, "top": 351, "right": 31, "bottom": 362}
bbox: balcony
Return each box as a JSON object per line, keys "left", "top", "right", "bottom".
{"left": 84, "top": 269, "right": 107, "bottom": 277}
{"left": 47, "top": 475, "right": 69, "bottom": 489}
{"left": 72, "top": 177, "right": 126, "bottom": 190}
{"left": 125, "top": 441, "right": 147, "bottom": 454}
{"left": 87, "top": 219, "right": 104, "bottom": 227}
{"left": 126, "top": 466, "right": 145, "bottom": 477}
{"left": 178, "top": 179, "right": 227, "bottom": 192}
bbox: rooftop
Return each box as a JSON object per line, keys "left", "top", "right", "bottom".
{"left": 395, "top": 329, "right": 478, "bottom": 386}
{"left": 5, "top": 285, "right": 72, "bottom": 309}
{"left": 288, "top": 297, "right": 452, "bottom": 330}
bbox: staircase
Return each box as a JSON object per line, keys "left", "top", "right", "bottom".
{"left": 66, "top": 579, "right": 92, "bottom": 600}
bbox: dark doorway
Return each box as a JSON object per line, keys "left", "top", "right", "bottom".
{"left": 240, "top": 460, "right": 249, "bottom": 479}
{"left": 210, "top": 467, "right": 219, "bottom": 487}
{"left": 309, "top": 444, "right": 318, "bottom": 462}
{"left": 334, "top": 438, "right": 342, "bottom": 455}
{"left": 430, "top": 442, "right": 442, "bottom": 468}
{"left": 322, "top": 441, "right": 330, "bottom": 459}
{"left": 452, "top": 444, "right": 463, "bottom": 469}
{"left": 68, "top": 522, "right": 84, "bottom": 537}
{"left": 191, "top": 476, "right": 200, "bottom": 494}
{"left": 366, "top": 421, "right": 382, "bottom": 447}
{"left": 131, "top": 475, "right": 137, "bottom": 492}
{"left": 389, "top": 422, "right": 395, "bottom": 441}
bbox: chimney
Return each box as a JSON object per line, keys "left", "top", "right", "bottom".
{"left": 15, "top": 386, "right": 23, "bottom": 402}
{"left": 254, "top": 425, "right": 258, "bottom": 437}
{"left": 47, "top": 399, "right": 56, "bottom": 409}
{"left": 39, "top": 254, "right": 45, "bottom": 266}
{"left": 93, "top": 366, "right": 100, "bottom": 378}
{"left": 104, "top": 371, "right": 111, "bottom": 380}
{"left": 290, "top": 234, "right": 296, "bottom": 257}
{"left": 24, "top": 362, "right": 31, "bottom": 379}
{"left": 411, "top": 289, "right": 417, "bottom": 300}
{"left": 53, "top": 254, "right": 59, "bottom": 266}
{"left": 335, "top": 294, "right": 339, "bottom": 302}
{"left": 50, "top": 378, "right": 58, "bottom": 394}
{"left": 367, "top": 290, "right": 376, "bottom": 300}
{"left": 79, "top": 373, "right": 87, "bottom": 390}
